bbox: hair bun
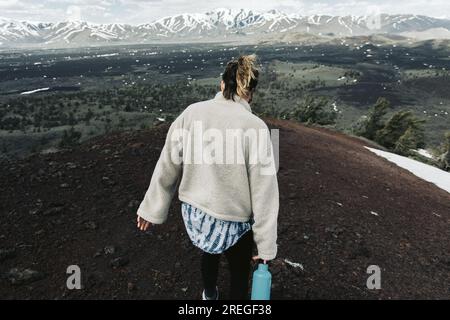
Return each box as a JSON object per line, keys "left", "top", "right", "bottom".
{"left": 236, "top": 54, "right": 257, "bottom": 98}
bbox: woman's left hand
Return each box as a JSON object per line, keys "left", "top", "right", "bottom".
{"left": 137, "top": 215, "right": 152, "bottom": 231}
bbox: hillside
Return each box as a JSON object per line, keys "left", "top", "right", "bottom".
{"left": 0, "top": 118, "right": 449, "bottom": 299}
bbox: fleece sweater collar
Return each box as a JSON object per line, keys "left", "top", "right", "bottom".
{"left": 214, "top": 92, "right": 252, "bottom": 113}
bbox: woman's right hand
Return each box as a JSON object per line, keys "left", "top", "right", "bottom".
{"left": 252, "top": 256, "right": 268, "bottom": 264}
{"left": 137, "top": 215, "right": 152, "bottom": 231}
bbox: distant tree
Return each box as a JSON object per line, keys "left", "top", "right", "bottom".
{"left": 292, "top": 96, "right": 337, "bottom": 125}
{"left": 59, "top": 127, "right": 82, "bottom": 148}
{"left": 1, "top": 116, "right": 21, "bottom": 131}
{"left": 104, "top": 118, "right": 112, "bottom": 133}
{"left": 67, "top": 111, "right": 77, "bottom": 126}
{"left": 84, "top": 109, "right": 94, "bottom": 124}
{"left": 118, "top": 117, "right": 126, "bottom": 128}
{"left": 124, "top": 103, "right": 132, "bottom": 112}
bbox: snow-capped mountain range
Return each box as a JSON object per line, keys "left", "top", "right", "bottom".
{"left": 1, "top": 8, "right": 450, "bottom": 47}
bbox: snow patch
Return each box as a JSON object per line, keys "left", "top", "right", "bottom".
{"left": 365, "top": 146, "right": 450, "bottom": 194}
{"left": 414, "top": 149, "right": 433, "bottom": 159}
{"left": 95, "top": 53, "right": 119, "bottom": 58}
{"left": 332, "top": 102, "right": 339, "bottom": 112}
{"left": 20, "top": 87, "right": 50, "bottom": 95}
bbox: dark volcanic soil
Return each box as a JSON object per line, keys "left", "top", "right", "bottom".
{"left": 0, "top": 118, "right": 449, "bottom": 299}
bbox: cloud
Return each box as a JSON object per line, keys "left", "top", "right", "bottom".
{"left": 0, "top": 0, "right": 27, "bottom": 10}
{"left": 0, "top": 0, "right": 449, "bottom": 24}
{"left": 66, "top": 5, "right": 81, "bottom": 21}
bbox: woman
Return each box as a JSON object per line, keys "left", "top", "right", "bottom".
{"left": 136, "top": 54, "right": 279, "bottom": 300}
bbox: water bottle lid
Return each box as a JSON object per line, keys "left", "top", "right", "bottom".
{"left": 258, "top": 263, "right": 269, "bottom": 271}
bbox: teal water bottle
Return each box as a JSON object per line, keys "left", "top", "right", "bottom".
{"left": 251, "top": 262, "right": 272, "bottom": 300}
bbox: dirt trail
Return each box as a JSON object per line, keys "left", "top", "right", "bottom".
{"left": 1, "top": 119, "right": 449, "bottom": 299}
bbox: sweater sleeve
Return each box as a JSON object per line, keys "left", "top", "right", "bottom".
{"left": 248, "top": 126, "right": 279, "bottom": 261}
{"left": 137, "top": 114, "right": 184, "bottom": 224}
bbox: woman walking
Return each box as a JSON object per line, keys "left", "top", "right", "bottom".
{"left": 136, "top": 54, "right": 279, "bottom": 300}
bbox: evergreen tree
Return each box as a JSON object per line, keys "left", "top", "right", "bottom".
{"left": 68, "top": 112, "right": 76, "bottom": 125}
{"left": 360, "top": 97, "right": 390, "bottom": 140}
{"left": 438, "top": 132, "right": 450, "bottom": 171}
{"left": 375, "top": 111, "right": 425, "bottom": 150}
{"left": 59, "top": 127, "right": 82, "bottom": 148}
{"left": 394, "top": 127, "right": 417, "bottom": 155}
{"left": 292, "top": 96, "right": 337, "bottom": 125}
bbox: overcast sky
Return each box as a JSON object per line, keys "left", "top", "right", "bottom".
{"left": 1, "top": 0, "right": 449, "bottom": 24}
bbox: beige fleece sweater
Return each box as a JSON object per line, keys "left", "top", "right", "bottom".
{"left": 137, "top": 92, "right": 279, "bottom": 260}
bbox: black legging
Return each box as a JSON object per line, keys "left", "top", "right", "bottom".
{"left": 201, "top": 230, "right": 254, "bottom": 300}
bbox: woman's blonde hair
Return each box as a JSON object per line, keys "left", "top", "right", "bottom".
{"left": 222, "top": 54, "right": 259, "bottom": 101}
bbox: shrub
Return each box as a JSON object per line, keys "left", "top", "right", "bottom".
{"left": 59, "top": 127, "right": 82, "bottom": 148}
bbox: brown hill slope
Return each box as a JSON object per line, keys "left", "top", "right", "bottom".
{"left": 0, "top": 118, "right": 449, "bottom": 299}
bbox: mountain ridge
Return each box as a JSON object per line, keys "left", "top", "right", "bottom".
{"left": 1, "top": 9, "right": 450, "bottom": 48}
